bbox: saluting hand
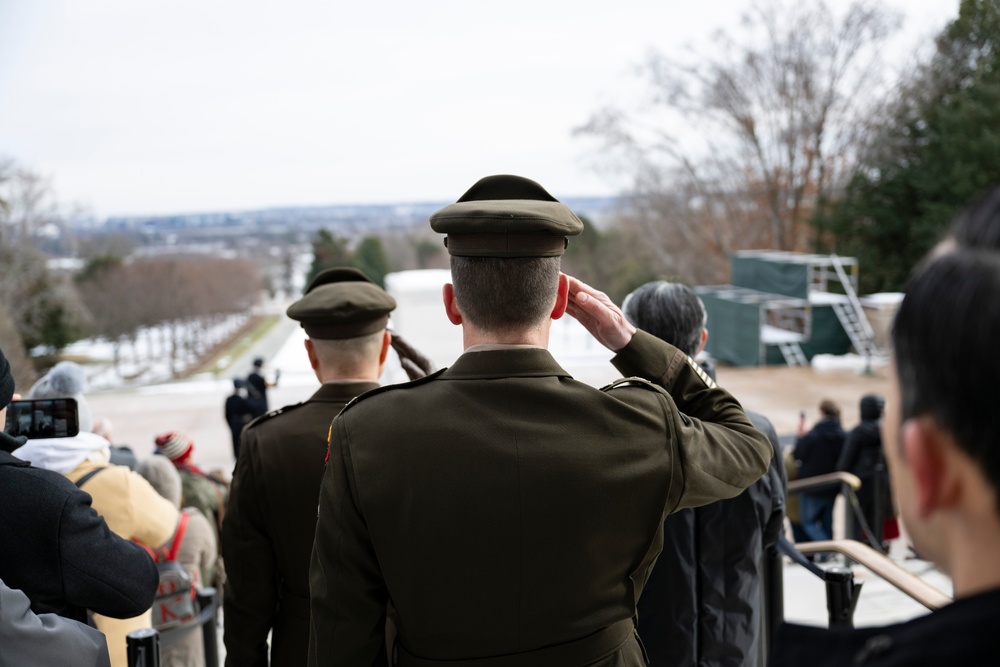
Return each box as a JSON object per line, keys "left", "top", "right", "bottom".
{"left": 390, "top": 332, "right": 436, "bottom": 380}
{"left": 564, "top": 274, "right": 636, "bottom": 352}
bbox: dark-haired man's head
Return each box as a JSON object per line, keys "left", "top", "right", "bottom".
{"left": 886, "top": 247, "right": 1000, "bottom": 590}
{"left": 430, "top": 175, "right": 583, "bottom": 345}
{"left": 621, "top": 281, "right": 707, "bottom": 357}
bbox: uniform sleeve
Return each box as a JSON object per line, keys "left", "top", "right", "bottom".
{"left": 308, "top": 415, "right": 388, "bottom": 667}
{"left": 58, "top": 486, "right": 159, "bottom": 619}
{"left": 222, "top": 429, "right": 279, "bottom": 667}
{"left": 612, "top": 329, "right": 772, "bottom": 511}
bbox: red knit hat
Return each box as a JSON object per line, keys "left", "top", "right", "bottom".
{"left": 154, "top": 431, "right": 194, "bottom": 463}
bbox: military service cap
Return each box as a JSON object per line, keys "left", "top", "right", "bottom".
{"left": 286, "top": 267, "right": 396, "bottom": 339}
{"left": 430, "top": 175, "right": 584, "bottom": 258}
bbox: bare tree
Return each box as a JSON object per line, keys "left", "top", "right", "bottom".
{"left": 579, "top": 0, "right": 901, "bottom": 281}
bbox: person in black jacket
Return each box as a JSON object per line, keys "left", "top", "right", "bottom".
{"left": 224, "top": 377, "right": 253, "bottom": 459}
{"left": 794, "top": 400, "right": 845, "bottom": 542}
{"left": 623, "top": 281, "right": 786, "bottom": 667}
{"left": 837, "top": 394, "right": 890, "bottom": 543}
{"left": 0, "top": 347, "right": 158, "bottom": 626}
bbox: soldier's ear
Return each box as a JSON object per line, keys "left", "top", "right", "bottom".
{"left": 304, "top": 339, "right": 320, "bottom": 371}
{"left": 550, "top": 274, "right": 569, "bottom": 321}
{"left": 379, "top": 330, "right": 391, "bottom": 366}
{"left": 442, "top": 283, "right": 463, "bottom": 326}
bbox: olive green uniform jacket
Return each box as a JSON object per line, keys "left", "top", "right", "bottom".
{"left": 309, "top": 331, "right": 772, "bottom": 666}
{"left": 224, "top": 381, "right": 378, "bottom": 667}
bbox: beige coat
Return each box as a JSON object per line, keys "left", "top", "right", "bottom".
{"left": 67, "top": 461, "right": 179, "bottom": 667}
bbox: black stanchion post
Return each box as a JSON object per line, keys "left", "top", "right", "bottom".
{"left": 825, "top": 566, "right": 860, "bottom": 628}
{"left": 762, "top": 545, "right": 785, "bottom": 663}
{"left": 873, "top": 462, "right": 887, "bottom": 548}
{"left": 841, "top": 481, "right": 854, "bottom": 541}
{"left": 127, "top": 628, "right": 160, "bottom": 667}
{"left": 198, "top": 587, "right": 220, "bottom": 667}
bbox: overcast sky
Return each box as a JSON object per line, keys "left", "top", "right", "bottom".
{"left": 0, "top": 1, "right": 959, "bottom": 218}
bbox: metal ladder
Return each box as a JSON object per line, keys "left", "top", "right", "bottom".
{"left": 829, "top": 255, "right": 880, "bottom": 359}
{"left": 778, "top": 341, "right": 809, "bottom": 367}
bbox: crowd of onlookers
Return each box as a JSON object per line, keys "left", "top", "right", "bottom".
{"left": 0, "top": 358, "right": 228, "bottom": 667}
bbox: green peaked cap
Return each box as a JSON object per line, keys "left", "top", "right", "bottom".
{"left": 286, "top": 267, "right": 396, "bottom": 339}
{"left": 430, "top": 175, "right": 583, "bottom": 257}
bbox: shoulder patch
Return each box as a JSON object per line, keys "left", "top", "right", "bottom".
{"left": 244, "top": 402, "right": 306, "bottom": 430}
{"left": 339, "top": 368, "right": 447, "bottom": 416}
{"left": 600, "top": 376, "right": 664, "bottom": 393}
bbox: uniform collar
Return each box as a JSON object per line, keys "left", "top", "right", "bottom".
{"left": 312, "top": 380, "right": 380, "bottom": 403}
{"left": 444, "top": 347, "right": 571, "bottom": 380}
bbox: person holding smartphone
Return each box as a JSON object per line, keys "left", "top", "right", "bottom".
{"left": 0, "top": 347, "right": 159, "bottom": 648}
{"left": 14, "top": 360, "right": 178, "bottom": 667}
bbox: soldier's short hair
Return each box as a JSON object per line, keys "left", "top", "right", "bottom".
{"left": 310, "top": 331, "right": 385, "bottom": 376}
{"left": 450, "top": 255, "right": 561, "bottom": 334}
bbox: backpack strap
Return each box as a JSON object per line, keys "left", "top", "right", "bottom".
{"left": 74, "top": 466, "right": 107, "bottom": 489}
{"left": 165, "top": 512, "right": 189, "bottom": 562}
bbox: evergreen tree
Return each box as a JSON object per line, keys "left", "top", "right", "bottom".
{"left": 814, "top": 0, "right": 1000, "bottom": 293}
{"left": 306, "top": 229, "right": 352, "bottom": 290}
{"left": 352, "top": 236, "right": 390, "bottom": 287}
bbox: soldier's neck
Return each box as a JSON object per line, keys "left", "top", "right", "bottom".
{"left": 462, "top": 322, "right": 550, "bottom": 349}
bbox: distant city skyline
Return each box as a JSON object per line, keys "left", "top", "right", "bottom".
{"left": 0, "top": 0, "right": 959, "bottom": 218}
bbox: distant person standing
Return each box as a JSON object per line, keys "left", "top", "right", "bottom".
{"left": 246, "top": 357, "right": 278, "bottom": 419}
{"left": 224, "top": 378, "right": 253, "bottom": 459}
{"left": 794, "top": 399, "right": 846, "bottom": 542}
{"left": 837, "top": 394, "right": 891, "bottom": 543}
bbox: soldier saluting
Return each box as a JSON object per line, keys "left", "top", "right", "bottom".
{"left": 224, "top": 267, "right": 406, "bottom": 667}
{"left": 308, "top": 175, "right": 772, "bottom": 666}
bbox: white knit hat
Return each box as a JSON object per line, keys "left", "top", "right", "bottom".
{"left": 154, "top": 431, "right": 194, "bottom": 462}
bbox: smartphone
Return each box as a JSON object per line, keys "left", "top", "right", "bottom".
{"left": 4, "top": 398, "right": 80, "bottom": 439}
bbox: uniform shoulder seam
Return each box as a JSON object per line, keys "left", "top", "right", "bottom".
{"left": 244, "top": 402, "right": 305, "bottom": 430}
{"left": 600, "top": 376, "right": 665, "bottom": 393}
{"left": 339, "top": 368, "right": 447, "bottom": 416}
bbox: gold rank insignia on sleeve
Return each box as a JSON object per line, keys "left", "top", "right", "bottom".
{"left": 685, "top": 355, "right": 718, "bottom": 389}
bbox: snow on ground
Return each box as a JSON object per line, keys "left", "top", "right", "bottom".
{"left": 58, "top": 313, "right": 252, "bottom": 391}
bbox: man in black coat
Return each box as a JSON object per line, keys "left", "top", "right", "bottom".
{"left": 0, "top": 347, "right": 158, "bottom": 626}
{"left": 624, "top": 281, "right": 786, "bottom": 667}
{"left": 794, "top": 400, "right": 845, "bottom": 541}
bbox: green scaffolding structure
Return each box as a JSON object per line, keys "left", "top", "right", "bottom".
{"left": 694, "top": 251, "right": 871, "bottom": 367}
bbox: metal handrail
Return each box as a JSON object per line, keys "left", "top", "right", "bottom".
{"left": 796, "top": 540, "right": 952, "bottom": 610}
{"left": 787, "top": 471, "right": 861, "bottom": 495}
